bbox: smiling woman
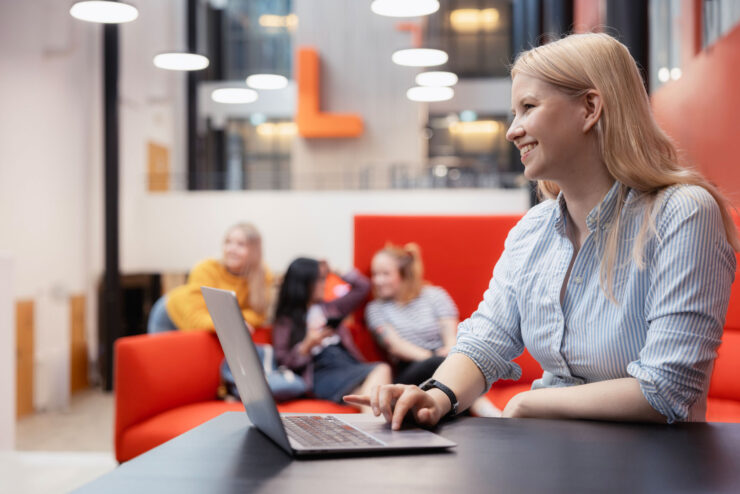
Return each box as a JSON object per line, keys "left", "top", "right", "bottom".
{"left": 344, "top": 32, "right": 739, "bottom": 431}
{"left": 149, "top": 223, "right": 273, "bottom": 333}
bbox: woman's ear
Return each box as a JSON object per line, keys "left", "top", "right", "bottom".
{"left": 582, "top": 89, "right": 602, "bottom": 133}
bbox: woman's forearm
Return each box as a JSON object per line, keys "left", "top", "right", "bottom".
{"left": 389, "top": 338, "right": 434, "bottom": 361}
{"left": 505, "top": 377, "right": 666, "bottom": 423}
{"left": 429, "top": 353, "right": 488, "bottom": 415}
{"left": 374, "top": 324, "right": 433, "bottom": 361}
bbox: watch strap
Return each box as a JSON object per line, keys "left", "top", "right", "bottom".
{"left": 420, "top": 378, "right": 459, "bottom": 418}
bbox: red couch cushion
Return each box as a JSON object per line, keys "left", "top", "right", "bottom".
{"left": 118, "top": 401, "right": 245, "bottom": 461}
{"left": 485, "top": 384, "right": 532, "bottom": 410}
{"left": 707, "top": 397, "right": 740, "bottom": 423}
{"left": 114, "top": 331, "right": 224, "bottom": 442}
{"left": 709, "top": 328, "right": 740, "bottom": 402}
{"left": 353, "top": 214, "right": 522, "bottom": 320}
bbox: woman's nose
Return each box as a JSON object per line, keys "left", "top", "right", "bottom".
{"left": 505, "top": 121, "right": 523, "bottom": 142}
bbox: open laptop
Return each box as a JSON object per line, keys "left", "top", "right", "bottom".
{"left": 201, "top": 286, "right": 456, "bottom": 456}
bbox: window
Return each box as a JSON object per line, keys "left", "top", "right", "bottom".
{"left": 426, "top": 0, "right": 513, "bottom": 78}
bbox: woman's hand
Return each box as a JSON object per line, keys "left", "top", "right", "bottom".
{"left": 299, "top": 325, "right": 334, "bottom": 355}
{"left": 344, "top": 384, "right": 448, "bottom": 430}
{"left": 502, "top": 391, "right": 532, "bottom": 418}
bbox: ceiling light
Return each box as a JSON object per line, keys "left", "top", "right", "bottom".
{"left": 657, "top": 67, "right": 670, "bottom": 83}
{"left": 259, "top": 14, "right": 298, "bottom": 29}
{"left": 450, "top": 8, "right": 500, "bottom": 33}
{"left": 371, "top": 0, "right": 440, "bottom": 17}
{"left": 153, "top": 53, "right": 210, "bottom": 71}
{"left": 449, "top": 120, "right": 501, "bottom": 135}
{"left": 69, "top": 1, "right": 139, "bottom": 24}
{"left": 211, "top": 88, "right": 259, "bottom": 104}
{"left": 407, "top": 86, "right": 454, "bottom": 102}
{"left": 416, "top": 71, "right": 458, "bottom": 87}
{"left": 257, "top": 122, "right": 297, "bottom": 137}
{"left": 246, "top": 74, "right": 289, "bottom": 90}
{"left": 670, "top": 67, "right": 682, "bottom": 80}
{"left": 392, "top": 49, "right": 448, "bottom": 67}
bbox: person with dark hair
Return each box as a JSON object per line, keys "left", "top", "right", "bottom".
{"left": 273, "top": 258, "right": 392, "bottom": 411}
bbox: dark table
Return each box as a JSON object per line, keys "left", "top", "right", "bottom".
{"left": 75, "top": 412, "right": 740, "bottom": 493}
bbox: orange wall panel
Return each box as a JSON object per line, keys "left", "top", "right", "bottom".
{"left": 651, "top": 23, "right": 740, "bottom": 206}
{"left": 295, "top": 47, "right": 364, "bottom": 139}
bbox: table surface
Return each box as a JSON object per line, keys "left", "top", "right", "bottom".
{"left": 75, "top": 412, "right": 740, "bottom": 494}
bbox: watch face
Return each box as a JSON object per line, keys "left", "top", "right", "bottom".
{"left": 419, "top": 378, "right": 435, "bottom": 391}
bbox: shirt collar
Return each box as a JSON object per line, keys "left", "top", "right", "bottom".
{"left": 551, "top": 180, "right": 629, "bottom": 234}
{"left": 585, "top": 180, "right": 624, "bottom": 232}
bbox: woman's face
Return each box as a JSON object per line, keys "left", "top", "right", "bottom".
{"left": 371, "top": 253, "right": 403, "bottom": 301}
{"left": 223, "top": 228, "right": 251, "bottom": 275}
{"left": 506, "top": 73, "right": 588, "bottom": 182}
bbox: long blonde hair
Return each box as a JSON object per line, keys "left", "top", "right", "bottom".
{"left": 225, "top": 223, "right": 270, "bottom": 315}
{"left": 373, "top": 242, "right": 425, "bottom": 304}
{"left": 512, "top": 33, "right": 739, "bottom": 301}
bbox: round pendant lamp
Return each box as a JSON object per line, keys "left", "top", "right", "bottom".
{"left": 69, "top": 1, "right": 139, "bottom": 24}
{"left": 392, "top": 48, "right": 448, "bottom": 67}
{"left": 153, "top": 52, "right": 210, "bottom": 71}
{"left": 246, "top": 74, "right": 288, "bottom": 90}
{"left": 415, "top": 71, "right": 458, "bottom": 87}
{"left": 406, "top": 86, "right": 454, "bottom": 102}
{"left": 371, "top": 0, "right": 440, "bottom": 17}
{"left": 211, "top": 88, "right": 259, "bottom": 104}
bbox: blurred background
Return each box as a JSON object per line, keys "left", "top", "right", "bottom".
{"left": 1, "top": 0, "right": 739, "bottom": 492}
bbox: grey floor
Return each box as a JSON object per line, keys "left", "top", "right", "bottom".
{"left": 2, "top": 388, "right": 118, "bottom": 494}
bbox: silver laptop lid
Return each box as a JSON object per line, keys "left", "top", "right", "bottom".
{"left": 201, "top": 286, "right": 294, "bottom": 454}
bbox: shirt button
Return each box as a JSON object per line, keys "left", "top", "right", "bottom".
{"left": 573, "top": 276, "right": 583, "bottom": 284}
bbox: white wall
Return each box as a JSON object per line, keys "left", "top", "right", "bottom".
{"left": 125, "top": 189, "right": 529, "bottom": 275}
{"left": 0, "top": 255, "right": 14, "bottom": 450}
{"left": 0, "top": 0, "right": 101, "bottom": 411}
{"left": 0, "top": 0, "right": 186, "bottom": 411}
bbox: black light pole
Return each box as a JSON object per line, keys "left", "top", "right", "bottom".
{"left": 102, "top": 22, "right": 121, "bottom": 391}
{"left": 606, "top": 0, "right": 649, "bottom": 90}
{"left": 187, "top": 0, "right": 198, "bottom": 190}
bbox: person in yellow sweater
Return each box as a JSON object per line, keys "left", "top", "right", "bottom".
{"left": 148, "top": 223, "right": 307, "bottom": 401}
{"left": 148, "top": 222, "right": 272, "bottom": 332}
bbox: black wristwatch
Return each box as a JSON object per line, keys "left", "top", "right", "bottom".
{"left": 419, "top": 378, "right": 459, "bottom": 418}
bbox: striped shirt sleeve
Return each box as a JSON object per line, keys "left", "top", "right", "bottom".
{"left": 627, "top": 186, "right": 736, "bottom": 423}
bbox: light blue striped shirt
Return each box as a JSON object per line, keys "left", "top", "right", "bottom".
{"left": 452, "top": 181, "right": 736, "bottom": 423}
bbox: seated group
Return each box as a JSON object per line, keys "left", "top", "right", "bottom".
{"left": 147, "top": 222, "right": 499, "bottom": 417}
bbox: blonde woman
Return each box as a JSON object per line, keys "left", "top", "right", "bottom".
{"left": 147, "top": 223, "right": 307, "bottom": 400}
{"left": 366, "top": 243, "right": 501, "bottom": 416}
{"left": 346, "top": 32, "right": 738, "bottom": 429}
{"left": 148, "top": 222, "right": 272, "bottom": 332}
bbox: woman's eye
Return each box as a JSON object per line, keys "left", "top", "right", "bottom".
{"left": 523, "top": 104, "right": 534, "bottom": 110}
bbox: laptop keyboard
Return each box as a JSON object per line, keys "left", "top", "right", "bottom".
{"left": 282, "top": 415, "right": 384, "bottom": 448}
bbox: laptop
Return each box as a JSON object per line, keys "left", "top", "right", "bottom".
{"left": 201, "top": 286, "right": 456, "bottom": 456}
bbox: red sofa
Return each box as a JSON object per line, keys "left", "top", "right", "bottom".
{"left": 115, "top": 213, "right": 740, "bottom": 463}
